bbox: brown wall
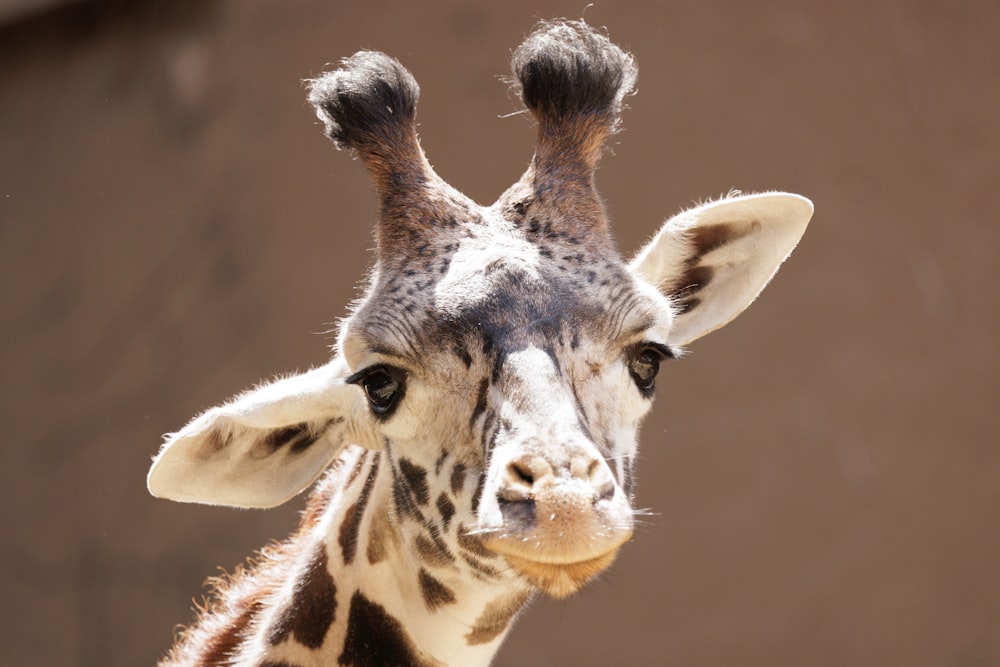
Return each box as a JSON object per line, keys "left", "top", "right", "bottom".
{"left": 2, "top": 1, "right": 997, "bottom": 665}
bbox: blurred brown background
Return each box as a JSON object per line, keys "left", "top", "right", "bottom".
{"left": 1, "top": 0, "right": 997, "bottom": 665}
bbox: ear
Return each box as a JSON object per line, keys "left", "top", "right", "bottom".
{"left": 629, "top": 192, "right": 813, "bottom": 346}
{"left": 147, "top": 357, "right": 371, "bottom": 509}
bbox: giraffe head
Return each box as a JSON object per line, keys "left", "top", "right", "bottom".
{"left": 148, "top": 21, "right": 811, "bottom": 599}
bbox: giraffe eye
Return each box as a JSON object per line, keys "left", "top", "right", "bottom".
{"left": 628, "top": 344, "right": 673, "bottom": 396}
{"left": 347, "top": 365, "right": 407, "bottom": 417}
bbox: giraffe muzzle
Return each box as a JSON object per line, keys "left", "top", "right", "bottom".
{"left": 480, "top": 451, "right": 635, "bottom": 597}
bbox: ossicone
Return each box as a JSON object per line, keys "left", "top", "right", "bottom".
{"left": 306, "top": 50, "right": 466, "bottom": 262}
{"left": 307, "top": 51, "right": 420, "bottom": 157}
{"left": 512, "top": 20, "right": 637, "bottom": 139}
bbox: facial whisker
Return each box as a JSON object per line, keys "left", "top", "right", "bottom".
{"left": 631, "top": 507, "right": 659, "bottom": 517}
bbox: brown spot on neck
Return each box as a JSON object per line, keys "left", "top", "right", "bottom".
{"left": 450, "top": 463, "right": 466, "bottom": 495}
{"left": 435, "top": 492, "right": 456, "bottom": 532}
{"left": 366, "top": 504, "right": 393, "bottom": 565}
{"left": 339, "top": 456, "right": 380, "bottom": 565}
{"left": 418, "top": 568, "right": 457, "bottom": 610}
{"left": 397, "top": 458, "right": 430, "bottom": 506}
{"left": 340, "top": 591, "right": 444, "bottom": 667}
{"left": 414, "top": 532, "right": 455, "bottom": 568}
{"left": 267, "top": 544, "right": 337, "bottom": 649}
{"left": 465, "top": 589, "right": 533, "bottom": 645}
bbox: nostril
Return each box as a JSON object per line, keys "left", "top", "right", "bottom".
{"left": 595, "top": 477, "right": 615, "bottom": 502}
{"left": 577, "top": 456, "right": 615, "bottom": 502}
{"left": 498, "top": 459, "right": 535, "bottom": 503}
{"left": 508, "top": 459, "right": 536, "bottom": 487}
{"left": 501, "top": 455, "right": 555, "bottom": 501}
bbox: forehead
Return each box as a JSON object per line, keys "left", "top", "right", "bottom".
{"left": 345, "top": 215, "right": 667, "bottom": 364}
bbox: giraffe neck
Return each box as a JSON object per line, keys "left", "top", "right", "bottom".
{"left": 208, "top": 446, "right": 533, "bottom": 667}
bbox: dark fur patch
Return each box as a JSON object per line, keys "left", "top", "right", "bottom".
{"left": 470, "top": 379, "right": 490, "bottom": 427}
{"left": 434, "top": 449, "right": 449, "bottom": 476}
{"left": 398, "top": 458, "right": 430, "bottom": 506}
{"left": 675, "top": 297, "right": 701, "bottom": 315}
{"left": 435, "top": 492, "right": 455, "bottom": 531}
{"left": 677, "top": 265, "right": 715, "bottom": 297}
{"left": 465, "top": 589, "right": 533, "bottom": 645}
{"left": 488, "top": 349, "right": 505, "bottom": 387}
{"left": 267, "top": 544, "right": 337, "bottom": 649}
{"left": 689, "top": 221, "right": 758, "bottom": 263}
{"left": 450, "top": 463, "right": 466, "bottom": 496}
{"left": 366, "top": 506, "right": 392, "bottom": 565}
{"left": 391, "top": 454, "right": 431, "bottom": 521}
{"left": 455, "top": 343, "right": 473, "bottom": 368}
{"left": 414, "top": 532, "right": 455, "bottom": 567}
{"left": 510, "top": 199, "right": 530, "bottom": 219}
{"left": 393, "top": 472, "right": 419, "bottom": 520}
{"left": 470, "top": 473, "right": 485, "bottom": 513}
{"left": 418, "top": 568, "right": 457, "bottom": 610}
{"left": 339, "top": 457, "right": 379, "bottom": 565}
{"left": 258, "top": 422, "right": 312, "bottom": 455}
{"left": 302, "top": 417, "right": 345, "bottom": 454}
{"left": 340, "top": 592, "right": 438, "bottom": 667}
{"left": 512, "top": 20, "right": 636, "bottom": 132}
{"left": 307, "top": 51, "right": 418, "bottom": 154}
{"left": 260, "top": 662, "right": 304, "bottom": 667}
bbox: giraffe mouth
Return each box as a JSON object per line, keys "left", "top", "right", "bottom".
{"left": 481, "top": 522, "right": 633, "bottom": 598}
{"left": 477, "top": 467, "right": 637, "bottom": 597}
{"left": 498, "top": 550, "right": 623, "bottom": 598}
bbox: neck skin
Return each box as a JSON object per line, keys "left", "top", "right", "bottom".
{"left": 240, "top": 445, "right": 533, "bottom": 667}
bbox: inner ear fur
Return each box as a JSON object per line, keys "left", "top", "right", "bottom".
{"left": 630, "top": 192, "right": 813, "bottom": 346}
{"left": 147, "top": 358, "right": 369, "bottom": 509}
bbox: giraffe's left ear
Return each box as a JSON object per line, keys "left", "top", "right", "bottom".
{"left": 147, "top": 357, "right": 373, "bottom": 509}
{"left": 629, "top": 192, "right": 813, "bottom": 346}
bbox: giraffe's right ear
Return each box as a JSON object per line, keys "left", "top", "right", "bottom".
{"left": 629, "top": 192, "right": 813, "bottom": 346}
{"left": 147, "top": 357, "right": 373, "bottom": 509}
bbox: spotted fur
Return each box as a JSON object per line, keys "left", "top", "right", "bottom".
{"left": 267, "top": 545, "right": 337, "bottom": 649}
{"left": 340, "top": 591, "right": 443, "bottom": 667}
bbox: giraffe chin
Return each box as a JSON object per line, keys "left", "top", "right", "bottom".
{"left": 501, "top": 550, "right": 621, "bottom": 598}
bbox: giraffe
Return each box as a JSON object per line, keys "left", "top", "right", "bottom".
{"left": 148, "top": 19, "right": 812, "bottom": 667}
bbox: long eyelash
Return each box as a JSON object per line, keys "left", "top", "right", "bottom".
{"left": 346, "top": 364, "right": 405, "bottom": 385}
{"left": 344, "top": 367, "right": 372, "bottom": 385}
{"left": 646, "top": 342, "right": 678, "bottom": 360}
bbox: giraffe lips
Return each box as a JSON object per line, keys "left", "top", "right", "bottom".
{"left": 481, "top": 524, "right": 634, "bottom": 598}
{"left": 498, "top": 549, "right": 624, "bottom": 598}
{"left": 476, "top": 483, "right": 636, "bottom": 597}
